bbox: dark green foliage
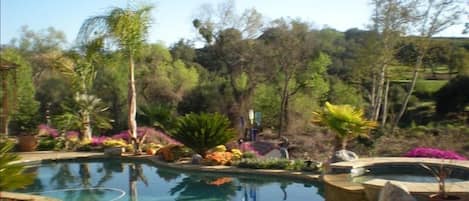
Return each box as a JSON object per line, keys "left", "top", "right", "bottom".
{"left": 0, "top": 140, "right": 35, "bottom": 190}
{"left": 171, "top": 113, "right": 236, "bottom": 155}
{"left": 1, "top": 48, "right": 40, "bottom": 133}
{"left": 435, "top": 76, "right": 469, "bottom": 116}
{"left": 37, "top": 137, "right": 56, "bottom": 151}
{"left": 137, "top": 103, "right": 177, "bottom": 132}
{"left": 235, "top": 158, "right": 308, "bottom": 171}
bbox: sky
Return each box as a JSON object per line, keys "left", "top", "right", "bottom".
{"left": 1, "top": 0, "right": 467, "bottom": 47}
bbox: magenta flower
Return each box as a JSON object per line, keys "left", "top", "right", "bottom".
{"left": 111, "top": 127, "right": 180, "bottom": 145}
{"left": 66, "top": 131, "right": 80, "bottom": 139}
{"left": 90, "top": 136, "right": 108, "bottom": 146}
{"left": 404, "top": 147, "right": 467, "bottom": 160}
{"left": 37, "top": 124, "right": 59, "bottom": 138}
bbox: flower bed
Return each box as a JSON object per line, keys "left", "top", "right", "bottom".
{"left": 404, "top": 147, "right": 467, "bottom": 160}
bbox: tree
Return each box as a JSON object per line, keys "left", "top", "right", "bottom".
{"left": 369, "top": 0, "right": 418, "bottom": 126}
{"left": 192, "top": 1, "right": 268, "bottom": 134}
{"left": 449, "top": 47, "right": 469, "bottom": 76}
{"left": 311, "top": 102, "right": 377, "bottom": 152}
{"left": 261, "top": 20, "right": 330, "bottom": 136}
{"left": 393, "top": 0, "right": 465, "bottom": 129}
{"left": 77, "top": 4, "right": 153, "bottom": 153}
{"left": 435, "top": 75, "right": 469, "bottom": 116}
{"left": 0, "top": 48, "right": 40, "bottom": 135}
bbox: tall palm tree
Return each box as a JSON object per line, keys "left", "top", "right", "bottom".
{"left": 77, "top": 4, "right": 153, "bottom": 153}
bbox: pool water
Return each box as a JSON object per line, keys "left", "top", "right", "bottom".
{"left": 353, "top": 174, "right": 465, "bottom": 183}
{"left": 17, "top": 159, "right": 324, "bottom": 201}
{"left": 351, "top": 164, "right": 468, "bottom": 184}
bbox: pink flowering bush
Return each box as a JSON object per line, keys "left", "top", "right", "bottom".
{"left": 37, "top": 124, "right": 59, "bottom": 138}
{"left": 404, "top": 147, "right": 467, "bottom": 160}
{"left": 66, "top": 131, "right": 80, "bottom": 140}
{"left": 90, "top": 136, "right": 108, "bottom": 147}
{"left": 111, "top": 127, "right": 179, "bottom": 145}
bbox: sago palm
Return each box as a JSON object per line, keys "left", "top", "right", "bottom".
{"left": 0, "top": 141, "right": 35, "bottom": 191}
{"left": 311, "top": 102, "right": 377, "bottom": 150}
{"left": 77, "top": 4, "right": 153, "bottom": 153}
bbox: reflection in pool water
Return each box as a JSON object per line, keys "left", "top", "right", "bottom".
{"left": 18, "top": 159, "right": 324, "bottom": 201}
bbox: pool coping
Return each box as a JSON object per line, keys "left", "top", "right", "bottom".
{"left": 325, "top": 157, "right": 469, "bottom": 201}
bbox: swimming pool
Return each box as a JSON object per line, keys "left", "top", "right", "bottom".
{"left": 351, "top": 163, "right": 469, "bottom": 183}
{"left": 17, "top": 159, "right": 325, "bottom": 201}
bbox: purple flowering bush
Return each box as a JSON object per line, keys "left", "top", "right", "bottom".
{"left": 404, "top": 147, "right": 467, "bottom": 160}
{"left": 37, "top": 124, "right": 59, "bottom": 138}
{"left": 90, "top": 136, "right": 108, "bottom": 147}
{"left": 112, "top": 127, "right": 180, "bottom": 145}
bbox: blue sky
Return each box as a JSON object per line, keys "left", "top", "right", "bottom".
{"left": 1, "top": 0, "right": 467, "bottom": 47}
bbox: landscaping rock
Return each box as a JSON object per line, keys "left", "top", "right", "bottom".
{"left": 333, "top": 149, "right": 358, "bottom": 162}
{"left": 104, "top": 147, "right": 124, "bottom": 156}
{"left": 191, "top": 154, "right": 203, "bottom": 164}
{"left": 378, "top": 181, "right": 416, "bottom": 201}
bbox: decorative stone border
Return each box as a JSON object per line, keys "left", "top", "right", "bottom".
{"left": 325, "top": 157, "right": 469, "bottom": 201}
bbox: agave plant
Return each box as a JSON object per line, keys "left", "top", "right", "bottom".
{"left": 311, "top": 102, "right": 377, "bottom": 150}
{"left": 0, "top": 140, "right": 35, "bottom": 191}
{"left": 171, "top": 113, "right": 236, "bottom": 156}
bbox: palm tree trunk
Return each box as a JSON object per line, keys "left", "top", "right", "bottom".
{"left": 128, "top": 54, "right": 139, "bottom": 154}
{"left": 82, "top": 111, "right": 92, "bottom": 141}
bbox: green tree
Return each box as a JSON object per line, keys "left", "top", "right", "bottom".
{"left": 261, "top": 20, "right": 330, "bottom": 136}
{"left": 393, "top": 0, "right": 465, "bottom": 129}
{"left": 77, "top": 4, "right": 153, "bottom": 153}
{"left": 0, "top": 48, "right": 40, "bottom": 135}
{"left": 449, "top": 47, "right": 469, "bottom": 76}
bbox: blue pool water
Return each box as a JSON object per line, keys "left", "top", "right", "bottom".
{"left": 17, "top": 159, "right": 324, "bottom": 201}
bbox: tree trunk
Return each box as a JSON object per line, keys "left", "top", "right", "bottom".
{"left": 278, "top": 76, "right": 289, "bottom": 137}
{"left": 381, "top": 78, "right": 390, "bottom": 127}
{"left": 392, "top": 54, "right": 423, "bottom": 131}
{"left": 373, "top": 63, "right": 387, "bottom": 121}
{"left": 1, "top": 72, "right": 9, "bottom": 137}
{"left": 369, "top": 73, "right": 376, "bottom": 119}
{"left": 128, "top": 54, "right": 139, "bottom": 154}
{"left": 81, "top": 110, "right": 92, "bottom": 141}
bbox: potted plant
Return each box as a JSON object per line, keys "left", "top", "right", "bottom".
{"left": 420, "top": 163, "right": 461, "bottom": 201}
{"left": 16, "top": 125, "right": 38, "bottom": 152}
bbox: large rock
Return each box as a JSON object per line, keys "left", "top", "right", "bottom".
{"left": 378, "top": 182, "right": 416, "bottom": 201}
{"left": 191, "top": 154, "right": 203, "bottom": 164}
{"left": 333, "top": 149, "right": 358, "bottom": 162}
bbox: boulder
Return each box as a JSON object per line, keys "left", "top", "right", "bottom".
{"left": 378, "top": 182, "right": 416, "bottom": 201}
{"left": 191, "top": 154, "right": 203, "bottom": 164}
{"left": 333, "top": 149, "right": 358, "bottom": 162}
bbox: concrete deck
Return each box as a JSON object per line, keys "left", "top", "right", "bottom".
{"left": 326, "top": 157, "right": 469, "bottom": 201}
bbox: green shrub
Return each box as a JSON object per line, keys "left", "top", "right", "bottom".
{"left": 435, "top": 76, "right": 469, "bottom": 115}
{"left": 37, "top": 138, "right": 56, "bottom": 151}
{"left": 171, "top": 113, "right": 236, "bottom": 155}
{"left": 241, "top": 151, "right": 257, "bottom": 159}
{"left": 236, "top": 158, "right": 292, "bottom": 170}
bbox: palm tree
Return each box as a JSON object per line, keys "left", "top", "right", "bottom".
{"left": 77, "top": 4, "right": 153, "bottom": 153}
{"left": 311, "top": 102, "right": 377, "bottom": 151}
